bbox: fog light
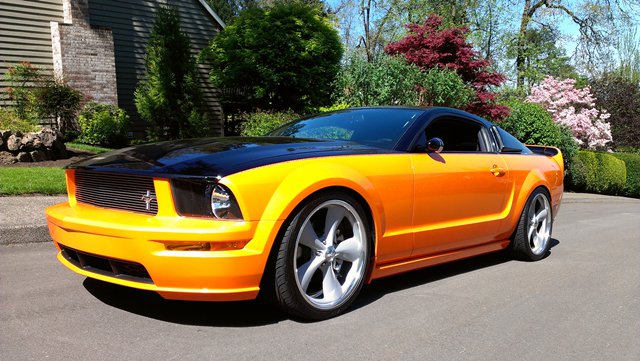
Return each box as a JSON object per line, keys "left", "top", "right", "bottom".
{"left": 163, "top": 241, "right": 248, "bottom": 251}
{"left": 165, "top": 242, "right": 211, "bottom": 251}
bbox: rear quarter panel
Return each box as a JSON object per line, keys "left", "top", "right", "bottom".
{"left": 496, "top": 153, "right": 564, "bottom": 239}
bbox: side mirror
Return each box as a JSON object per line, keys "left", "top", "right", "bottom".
{"left": 427, "top": 137, "right": 444, "bottom": 153}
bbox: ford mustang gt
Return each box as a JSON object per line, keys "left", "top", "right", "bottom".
{"left": 46, "top": 107, "right": 564, "bottom": 320}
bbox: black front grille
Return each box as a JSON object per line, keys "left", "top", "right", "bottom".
{"left": 59, "top": 244, "right": 154, "bottom": 284}
{"left": 75, "top": 170, "right": 158, "bottom": 215}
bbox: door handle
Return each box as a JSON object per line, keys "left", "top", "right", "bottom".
{"left": 490, "top": 164, "right": 506, "bottom": 177}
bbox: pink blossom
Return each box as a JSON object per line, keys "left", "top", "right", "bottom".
{"left": 527, "top": 76, "right": 612, "bottom": 150}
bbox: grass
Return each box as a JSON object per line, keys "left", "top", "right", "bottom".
{"left": 65, "top": 142, "right": 113, "bottom": 154}
{"left": 0, "top": 168, "right": 67, "bottom": 195}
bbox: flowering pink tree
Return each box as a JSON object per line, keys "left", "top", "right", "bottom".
{"left": 528, "top": 76, "right": 612, "bottom": 149}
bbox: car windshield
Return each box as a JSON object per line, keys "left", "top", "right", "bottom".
{"left": 269, "top": 108, "right": 424, "bottom": 149}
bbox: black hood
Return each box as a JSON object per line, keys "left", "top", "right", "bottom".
{"left": 68, "top": 137, "right": 392, "bottom": 178}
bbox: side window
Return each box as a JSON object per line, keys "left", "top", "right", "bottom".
{"left": 420, "top": 117, "right": 489, "bottom": 153}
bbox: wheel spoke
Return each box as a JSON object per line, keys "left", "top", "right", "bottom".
{"left": 535, "top": 209, "right": 548, "bottom": 223}
{"left": 323, "top": 206, "right": 345, "bottom": 246}
{"left": 298, "top": 222, "right": 324, "bottom": 251}
{"left": 297, "top": 256, "right": 324, "bottom": 292}
{"left": 322, "top": 267, "right": 343, "bottom": 302}
{"left": 528, "top": 224, "right": 536, "bottom": 242}
{"left": 335, "top": 237, "right": 361, "bottom": 262}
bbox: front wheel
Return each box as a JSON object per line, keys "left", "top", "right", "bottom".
{"left": 510, "top": 188, "right": 553, "bottom": 261}
{"left": 272, "top": 192, "right": 371, "bottom": 320}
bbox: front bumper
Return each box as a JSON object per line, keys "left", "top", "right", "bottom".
{"left": 46, "top": 202, "right": 282, "bottom": 301}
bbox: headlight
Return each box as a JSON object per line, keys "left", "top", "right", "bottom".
{"left": 171, "top": 179, "right": 243, "bottom": 220}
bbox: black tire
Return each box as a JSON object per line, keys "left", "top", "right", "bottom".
{"left": 271, "top": 191, "right": 371, "bottom": 320}
{"left": 510, "top": 187, "right": 553, "bottom": 261}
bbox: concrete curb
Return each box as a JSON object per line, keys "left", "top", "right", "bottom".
{"left": 0, "top": 193, "right": 637, "bottom": 245}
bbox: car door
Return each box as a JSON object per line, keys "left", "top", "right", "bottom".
{"left": 410, "top": 115, "right": 512, "bottom": 257}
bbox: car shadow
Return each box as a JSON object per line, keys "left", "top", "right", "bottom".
{"left": 349, "top": 238, "right": 560, "bottom": 313}
{"left": 83, "top": 238, "right": 560, "bottom": 326}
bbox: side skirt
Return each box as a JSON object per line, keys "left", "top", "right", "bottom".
{"left": 369, "top": 239, "right": 510, "bottom": 280}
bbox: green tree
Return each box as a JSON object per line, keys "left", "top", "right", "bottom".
{"left": 506, "top": 26, "right": 579, "bottom": 88}
{"left": 205, "top": 3, "right": 343, "bottom": 112}
{"left": 134, "top": 6, "right": 207, "bottom": 140}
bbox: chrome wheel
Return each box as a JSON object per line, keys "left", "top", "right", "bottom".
{"left": 527, "top": 193, "right": 552, "bottom": 256}
{"left": 293, "top": 200, "right": 368, "bottom": 310}
{"left": 511, "top": 188, "right": 553, "bottom": 261}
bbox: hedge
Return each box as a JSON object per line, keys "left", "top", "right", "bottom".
{"left": 611, "top": 152, "right": 640, "bottom": 198}
{"left": 568, "top": 151, "right": 626, "bottom": 195}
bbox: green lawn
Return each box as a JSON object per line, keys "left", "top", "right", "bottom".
{"left": 0, "top": 167, "right": 66, "bottom": 195}
{"left": 65, "top": 142, "right": 113, "bottom": 154}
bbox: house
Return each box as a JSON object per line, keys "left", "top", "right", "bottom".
{"left": 0, "top": 0, "right": 225, "bottom": 137}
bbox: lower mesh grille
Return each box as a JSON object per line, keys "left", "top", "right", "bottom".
{"left": 59, "top": 244, "right": 153, "bottom": 284}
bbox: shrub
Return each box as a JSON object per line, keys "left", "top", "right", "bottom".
{"left": 593, "top": 152, "right": 626, "bottom": 195}
{"left": 568, "top": 151, "right": 626, "bottom": 195}
{"left": 420, "top": 67, "right": 475, "bottom": 108}
{"left": 4, "top": 62, "right": 41, "bottom": 121}
{"left": 499, "top": 100, "right": 578, "bottom": 168}
{"left": 77, "top": 102, "right": 129, "bottom": 147}
{"left": 240, "top": 110, "right": 299, "bottom": 136}
{"left": 0, "top": 107, "right": 40, "bottom": 133}
{"left": 611, "top": 153, "right": 640, "bottom": 198}
{"left": 335, "top": 55, "right": 425, "bottom": 107}
{"left": 135, "top": 6, "right": 207, "bottom": 140}
{"left": 35, "top": 81, "right": 82, "bottom": 134}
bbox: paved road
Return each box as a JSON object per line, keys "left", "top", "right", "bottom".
{"left": 1, "top": 195, "right": 639, "bottom": 361}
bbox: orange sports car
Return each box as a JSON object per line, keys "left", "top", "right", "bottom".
{"left": 46, "top": 107, "right": 564, "bottom": 320}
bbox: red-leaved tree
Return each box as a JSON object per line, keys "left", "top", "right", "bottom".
{"left": 385, "top": 15, "right": 509, "bottom": 121}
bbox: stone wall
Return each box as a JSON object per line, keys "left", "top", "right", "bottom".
{"left": 50, "top": 0, "right": 118, "bottom": 105}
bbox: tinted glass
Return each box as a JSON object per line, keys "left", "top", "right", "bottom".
{"left": 497, "top": 127, "right": 532, "bottom": 154}
{"left": 269, "top": 108, "right": 424, "bottom": 149}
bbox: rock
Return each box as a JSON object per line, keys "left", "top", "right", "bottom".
{"left": 16, "top": 151, "right": 32, "bottom": 162}
{"left": 20, "top": 133, "right": 38, "bottom": 152}
{"left": 52, "top": 138, "right": 68, "bottom": 158}
{"left": 0, "top": 130, "right": 11, "bottom": 142}
{"left": 38, "top": 129, "right": 57, "bottom": 148}
{"left": 7, "top": 135, "right": 21, "bottom": 151}
{"left": 30, "top": 149, "right": 47, "bottom": 162}
{"left": 43, "top": 149, "right": 55, "bottom": 160}
{"left": 0, "top": 151, "right": 16, "bottom": 164}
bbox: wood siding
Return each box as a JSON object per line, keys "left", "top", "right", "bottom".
{"left": 88, "top": 0, "right": 224, "bottom": 135}
{"left": 0, "top": 0, "right": 64, "bottom": 104}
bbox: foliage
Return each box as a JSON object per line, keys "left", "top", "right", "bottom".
{"left": 334, "top": 55, "right": 425, "bottom": 107}
{"left": 420, "top": 67, "right": 475, "bottom": 108}
{"left": 0, "top": 107, "right": 40, "bottom": 133}
{"left": 0, "top": 168, "right": 66, "bottom": 195}
{"left": 239, "top": 110, "right": 298, "bottom": 136}
{"left": 590, "top": 72, "right": 640, "bottom": 150}
{"left": 528, "top": 76, "right": 612, "bottom": 150}
{"left": 135, "top": 6, "right": 208, "bottom": 140}
{"left": 568, "top": 151, "right": 626, "bottom": 196}
{"left": 77, "top": 102, "right": 129, "bottom": 147}
{"left": 35, "top": 81, "right": 82, "bottom": 134}
{"left": 317, "top": 102, "right": 350, "bottom": 113}
{"left": 4, "top": 62, "right": 41, "bottom": 121}
{"left": 385, "top": 15, "right": 509, "bottom": 121}
{"left": 610, "top": 153, "right": 640, "bottom": 198}
{"left": 499, "top": 100, "right": 577, "bottom": 169}
{"left": 506, "top": 27, "right": 578, "bottom": 89}
{"left": 204, "top": 3, "right": 342, "bottom": 112}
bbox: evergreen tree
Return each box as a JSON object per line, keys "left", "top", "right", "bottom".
{"left": 135, "top": 6, "right": 207, "bottom": 140}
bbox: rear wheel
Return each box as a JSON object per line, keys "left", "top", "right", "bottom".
{"left": 511, "top": 188, "right": 553, "bottom": 261}
{"left": 272, "top": 191, "right": 371, "bottom": 320}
